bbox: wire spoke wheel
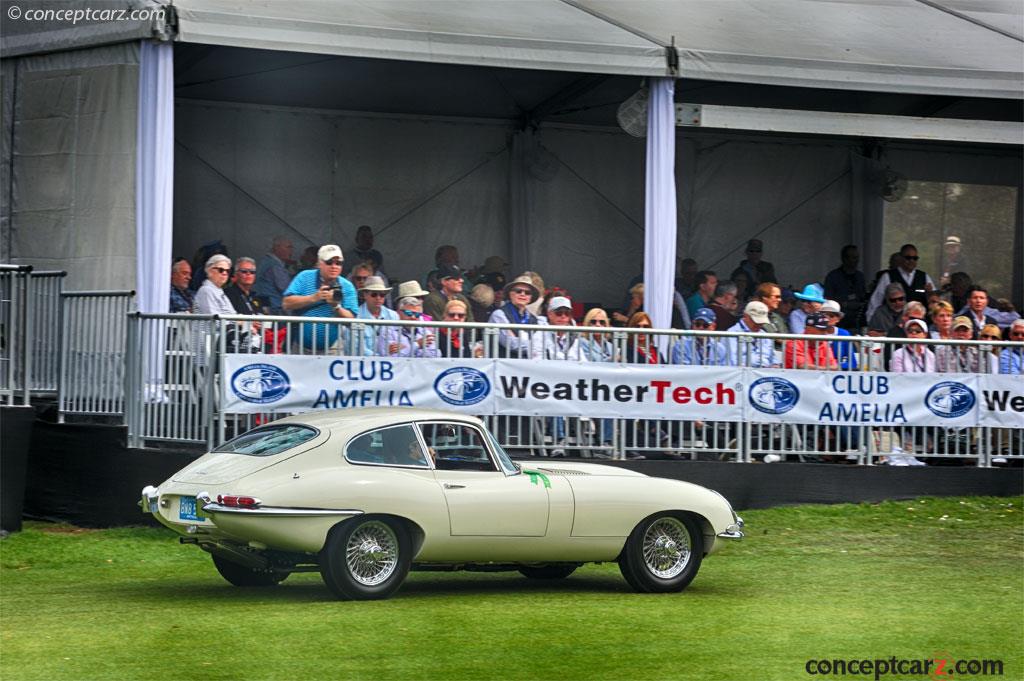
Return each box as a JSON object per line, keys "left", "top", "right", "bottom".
{"left": 619, "top": 513, "right": 703, "bottom": 593}
{"left": 641, "top": 517, "right": 691, "bottom": 579}
{"left": 321, "top": 516, "right": 412, "bottom": 600}
{"left": 345, "top": 521, "right": 399, "bottom": 586}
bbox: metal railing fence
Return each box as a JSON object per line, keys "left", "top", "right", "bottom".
{"left": 1, "top": 266, "right": 67, "bottom": 405}
{"left": 122, "top": 313, "right": 1022, "bottom": 465}
{"left": 58, "top": 291, "right": 135, "bottom": 421}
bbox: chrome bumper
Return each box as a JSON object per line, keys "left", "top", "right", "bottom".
{"left": 716, "top": 515, "right": 744, "bottom": 540}
{"left": 140, "top": 485, "right": 159, "bottom": 514}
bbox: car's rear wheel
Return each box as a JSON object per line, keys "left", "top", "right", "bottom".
{"left": 618, "top": 513, "right": 703, "bottom": 593}
{"left": 320, "top": 516, "right": 411, "bottom": 600}
{"left": 518, "top": 563, "right": 581, "bottom": 580}
{"left": 211, "top": 554, "right": 288, "bottom": 587}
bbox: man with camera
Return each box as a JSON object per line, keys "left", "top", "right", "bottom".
{"left": 283, "top": 244, "right": 358, "bottom": 351}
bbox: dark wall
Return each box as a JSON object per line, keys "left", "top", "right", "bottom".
{"left": 20, "top": 420, "right": 1024, "bottom": 527}
{"left": 24, "top": 421, "right": 199, "bottom": 527}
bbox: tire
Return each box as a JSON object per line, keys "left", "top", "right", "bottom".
{"left": 319, "top": 516, "right": 412, "bottom": 600}
{"left": 618, "top": 513, "right": 704, "bottom": 593}
{"left": 212, "top": 554, "right": 288, "bottom": 587}
{"left": 518, "top": 563, "right": 580, "bottom": 580}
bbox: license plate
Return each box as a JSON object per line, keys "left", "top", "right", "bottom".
{"left": 178, "top": 496, "right": 206, "bottom": 522}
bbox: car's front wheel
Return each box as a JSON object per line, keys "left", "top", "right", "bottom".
{"left": 618, "top": 513, "right": 703, "bottom": 593}
{"left": 211, "top": 554, "right": 288, "bottom": 587}
{"left": 320, "top": 516, "right": 412, "bottom": 600}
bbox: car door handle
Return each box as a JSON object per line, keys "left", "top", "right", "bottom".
{"left": 443, "top": 483, "right": 466, "bottom": 489}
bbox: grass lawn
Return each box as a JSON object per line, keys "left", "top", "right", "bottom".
{"left": 2, "top": 496, "right": 1022, "bottom": 681}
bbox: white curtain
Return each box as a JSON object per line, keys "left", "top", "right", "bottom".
{"left": 644, "top": 78, "right": 677, "bottom": 350}
{"left": 136, "top": 40, "right": 174, "bottom": 396}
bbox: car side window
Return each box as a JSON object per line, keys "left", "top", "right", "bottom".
{"left": 419, "top": 422, "right": 496, "bottom": 472}
{"left": 345, "top": 424, "right": 428, "bottom": 468}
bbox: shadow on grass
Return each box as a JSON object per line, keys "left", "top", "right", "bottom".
{"left": 103, "top": 570, "right": 745, "bottom": 604}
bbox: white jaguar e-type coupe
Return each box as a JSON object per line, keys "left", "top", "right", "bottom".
{"left": 141, "top": 408, "right": 743, "bottom": 600}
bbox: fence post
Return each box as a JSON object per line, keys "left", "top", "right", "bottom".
{"left": 124, "top": 314, "right": 139, "bottom": 449}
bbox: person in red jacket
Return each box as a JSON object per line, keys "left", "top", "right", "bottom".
{"left": 784, "top": 312, "right": 838, "bottom": 370}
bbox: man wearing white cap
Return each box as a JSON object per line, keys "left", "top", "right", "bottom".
{"left": 283, "top": 244, "right": 358, "bottom": 350}
{"left": 532, "top": 296, "right": 582, "bottom": 360}
{"left": 725, "top": 301, "right": 780, "bottom": 367}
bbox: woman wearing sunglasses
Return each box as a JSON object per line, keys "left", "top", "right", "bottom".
{"left": 438, "top": 300, "right": 483, "bottom": 358}
{"left": 571, "top": 308, "right": 616, "bottom": 362}
{"left": 624, "top": 312, "right": 662, "bottom": 364}
{"left": 488, "top": 274, "right": 543, "bottom": 357}
{"left": 376, "top": 282, "right": 439, "bottom": 358}
{"left": 889, "top": 319, "right": 935, "bottom": 373}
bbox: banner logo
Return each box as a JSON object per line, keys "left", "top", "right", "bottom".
{"left": 749, "top": 376, "right": 799, "bottom": 415}
{"left": 434, "top": 367, "right": 490, "bottom": 406}
{"left": 925, "top": 382, "right": 975, "bottom": 419}
{"left": 230, "top": 363, "right": 290, "bottom": 404}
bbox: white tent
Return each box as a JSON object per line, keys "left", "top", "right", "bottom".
{"left": 2, "top": 0, "right": 1021, "bottom": 309}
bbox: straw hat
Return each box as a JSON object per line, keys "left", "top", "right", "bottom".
{"left": 503, "top": 274, "right": 540, "bottom": 303}
{"left": 358, "top": 276, "right": 392, "bottom": 293}
{"left": 395, "top": 280, "right": 429, "bottom": 299}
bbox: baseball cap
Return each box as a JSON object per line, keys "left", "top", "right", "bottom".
{"left": 437, "top": 264, "right": 463, "bottom": 280}
{"left": 905, "top": 318, "right": 929, "bottom": 333}
{"left": 693, "top": 308, "right": 716, "bottom": 325}
{"left": 820, "top": 300, "right": 844, "bottom": 317}
{"left": 744, "top": 301, "right": 770, "bottom": 324}
{"left": 318, "top": 244, "right": 343, "bottom": 262}
{"left": 944, "top": 235, "right": 961, "bottom": 246}
{"left": 746, "top": 238, "right": 763, "bottom": 253}
{"left": 548, "top": 296, "right": 572, "bottom": 311}
{"left": 805, "top": 312, "right": 830, "bottom": 330}
{"left": 952, "top": 315, "right": 973, "bottom": 330}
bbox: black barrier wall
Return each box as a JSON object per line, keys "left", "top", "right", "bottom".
{"left": 1, "top": 406, "right": 35, "bottom": 532}
{"left": 20, "top": 420, "right": 1024, "bottom": 527}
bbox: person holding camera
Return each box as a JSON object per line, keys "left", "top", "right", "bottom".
{"left": 282, "top": 244, "right": 358, "bottom": 351}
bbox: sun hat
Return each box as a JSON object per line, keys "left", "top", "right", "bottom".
{"left": 395, "top": 280, "right": 429, "bottom": 299}
{"left": 503, "top": 274, "right": 540, "bottom": 302}
{"left": 358, "top": 276, "right": 392, "bottom": 293}
{"left": 793, "top": 283, "right": 826, "bottom": 304}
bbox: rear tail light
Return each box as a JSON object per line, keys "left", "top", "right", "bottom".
{"left": 216, "top": 494, "right": 261, "bottom": 508}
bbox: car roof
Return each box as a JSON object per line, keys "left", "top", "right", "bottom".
{"left": 271, "top": 407, "right": 484, "bottom": 437}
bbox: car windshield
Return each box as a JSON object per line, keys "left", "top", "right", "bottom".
{"left": 486, "top": 429, "right": 519, "bottom": 475}
{"left": 213, "top": 425, "right": 318, "bottom": 457}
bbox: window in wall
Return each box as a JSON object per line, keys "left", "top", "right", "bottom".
{"left": 883, "top": 182, "right": 1017, "bottom": 300}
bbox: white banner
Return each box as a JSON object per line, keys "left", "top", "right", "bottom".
{"left": 746, "top": 371, "right": 981, "bottom": 427}
{"left": 978, "top": 374, "right": 1024, "bottom": 428}
{"left": 221, "top": 354, "right": 1021, "bottom": 429}
{"left": 493, "top": 359, "right": 744, "bottom": 420}
{"left": 222, "top": 355, "right": 495, "bottom": 414}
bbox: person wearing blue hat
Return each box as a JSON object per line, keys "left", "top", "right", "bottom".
{"left": 789, "top": 282, "right": 825, "bottom": 334}
{"left": 671, "top": 308, "right": 729, "bottom": 366}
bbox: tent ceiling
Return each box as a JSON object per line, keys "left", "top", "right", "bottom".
{"left": 174, "top": 45, "right": 1022, "bottom": 130}
{"left": 170, "top": 0, "right": 1023, "bottom": 99}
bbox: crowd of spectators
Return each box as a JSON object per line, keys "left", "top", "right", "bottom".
{"left": 169, "top": 231, "right": 1022, "bottom": 376}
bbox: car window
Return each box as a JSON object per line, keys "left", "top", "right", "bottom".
{"left": 346, "top": 424, "right": 428, "bottom": 468}
{"left": 213, "top": 425, "right": 318, "bottom": 457}
{"left": 419, "top": 422, "right": 496, "bottom": 472}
